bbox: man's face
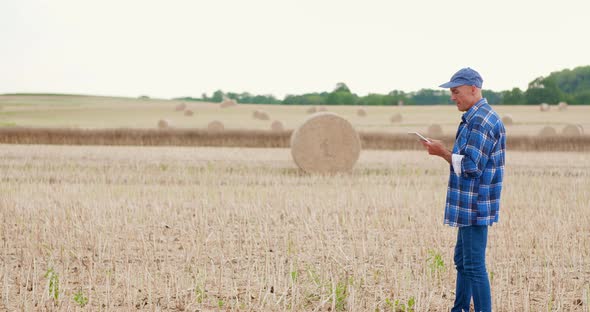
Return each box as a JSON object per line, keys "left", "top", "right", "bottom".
{"left": 450, "top": 85, "right": 477, "bottom": 112}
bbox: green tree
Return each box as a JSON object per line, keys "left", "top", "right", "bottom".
{"left": 551, "top": 66, "right": 590, "bottom": 95}
{"left": 326, "top": 91, "right": 356, "bottom": 105}
{"left": 387, "top": 90, "right": 410, "bottom": 106}
{"left": 333, "top": 82, "right": 351, "bottom": 93}
{"left": 483, "top": 89, "right": 502, "bottom": 104}
{"left": 283, "top": 93, "right": 328, "bottom": 105}
{"left": 524, "top": 65, "right": 590, "bottom": 104}
{"left": 501, "top": 88, "right": 525, "bottom": 104}
{"left": 525, "top": 76, "right": 561, "bottom": 104}
{"left": 574, "top": 90, "right": 590, "bottom": 104}
{"left": 237, "top": 92, "right": 253, "bottom": 103}
{"left": 211, "top": 90, "right": 224, "bottom": 102}
{"left": 411, "top": 89, "right": 450, "bottom": 105}
{"left": 326, "top": 82, "right": 357, "bottom": 104}
{"left": 359, "top": 93, "right": 385, "bottom": 106}
{"left": 225, "top": 92, "right": 239, "bottom": 100}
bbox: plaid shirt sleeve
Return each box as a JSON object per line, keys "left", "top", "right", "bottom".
{"left": 445, "top": 99, "right": 506, "bottom": 227}
{"left": 461, "top": 122, "right": 496, "bottom": 178}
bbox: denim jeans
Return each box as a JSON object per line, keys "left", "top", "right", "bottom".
{"left": 451, "top": 225, "right": 491, "bottom": 312}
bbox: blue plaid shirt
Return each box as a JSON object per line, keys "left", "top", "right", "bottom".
{"left": 445, "top": 98, "right": 506, "bottom": 227}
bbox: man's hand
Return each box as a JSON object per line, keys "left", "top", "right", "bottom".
{"left": 421, "top": 139, "right": 452, "bottom": 164}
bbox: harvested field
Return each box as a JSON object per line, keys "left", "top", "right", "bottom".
{"left": 1, "top": 95, "right": 589, "bottom": 136}
{"left": 0, "top": 144, "right": 588, "bottom": 311}
{"left": 1, "top": 94, "right": 589, "bottom": 311}
{"left": 0, "top": 127, "right": 589, "bottom": 151}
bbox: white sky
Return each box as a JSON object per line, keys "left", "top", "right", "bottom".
{"left": 2, "top": 0, "right": 589, "bottom": 99}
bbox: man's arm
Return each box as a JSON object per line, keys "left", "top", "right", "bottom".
{"left": 421, "top": 140, "right": 466, "bottom": 176}
{"left": 421, "top": 140, "right": 452, "bottom": 164}
{"left": 460, "top": 124, "right": 495, "bottom": 178}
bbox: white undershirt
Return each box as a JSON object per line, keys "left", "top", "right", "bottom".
{"left": 452, "top": 154, "right": 464, "bottom": 176}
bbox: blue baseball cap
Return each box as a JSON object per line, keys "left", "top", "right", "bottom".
{"left": 439, "top": 67, "right": 483, "bottom": 88}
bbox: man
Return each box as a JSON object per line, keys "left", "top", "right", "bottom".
{"left": 421, "top": 67, "right": 506, "bottom": 312}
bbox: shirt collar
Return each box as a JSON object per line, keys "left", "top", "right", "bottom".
{"left": 461, "top": 98, "right": 487, "bottom": 124}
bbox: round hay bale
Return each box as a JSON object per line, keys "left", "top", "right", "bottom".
{"left": 306, "top": 106, "right": 317, "bottom": 114}
{"left": 427, "top": 124, "right": 443, "bottom": 137}
{"left": 157, "top": 119, "right": 169, "bottom": 129}
{"left": 271, "top": 120, "right": 284, "bottom": 131}
{"left": 540, "top": 103, "right": 550, "bottom": 112}
{"left": 257, "top": 111, "right": 270, "bottom": 120}
{"left": 290, "top": 112, "right": 361, "bottom": 174}
{"left": 562, "top": 124, "right": 584, "bottom": 136}
{"left": 207, "top": 120, "right": 225, "bottom": 132}
{"left": 557, "top": 101, "right": 568, "bottom": 111}
{"left": 175, "top": 103, "right": 187, "bottom": 111}
{"left": 252, "top": 110, "right": 261, "bottom": 119}
{"left": 184, "top": 109, "right": 194, "bottom": 116}
{"left": 538, "top": 126, "right": 557, "bottom": 137}
{"left": 501, "top": 114, "right": 514, "bottom": 126}
{"left": 220, "top": 99, "right": 237, "bottom": 108}
{"left": 318, "top": 106, "right": 327, "bottom": 112}
{"left": 390, "top": 113, "right": 403, "bottom": 123}
{"left": 357, "top": 108, "right": 367, "bottom": 117}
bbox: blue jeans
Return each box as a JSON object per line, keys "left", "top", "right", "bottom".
{"left": 451, "top": 225, "right": 491, "bottom": 312}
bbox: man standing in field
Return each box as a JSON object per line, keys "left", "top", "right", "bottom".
{"left": 421, "top": 67, "right": 506, "bottom": 312}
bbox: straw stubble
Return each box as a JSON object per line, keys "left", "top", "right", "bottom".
{"left": 0, "top": 146, "right": 588, "bottom": 311}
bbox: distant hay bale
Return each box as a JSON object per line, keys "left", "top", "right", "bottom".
{"left": 252, "top": 110, "right": 260, "bottom": 119}
{"left": 207, "top": 120, "right": 224, "bottom": 132}
{"left": 271, "top": 120, "right": 284, "bottom": 131}
{"left": 184, "top": 109, "right": 194, "bottom": 116}
{"left": 557, "top": 101, "right": 568, "bottom": 111}
{"left": 357, "top": 108, "right": 367, "bottom": 117}
{"left": 427, "top": 124, "right": 443, "bottom": 137}
{"left": 538, "top": 126, "right": 557, "bottom": 137}
{"left": 290, "top": 112, "right": 361, "bottom": 174}
{"left": 256, "top": 111, "right": 270, "bottom": 120}
{"left": 175, "top": 103, "right": 187, "bottom": 111}
{"left": 318, "top": 106, "right": 327, "bottom": 112}
{"left": 306, "top": 106, "right": 317, "bottom": 114}
{"left": 501, "top": 114, "right": 514, "bottom": 126}
{"left": 220, "top": 99, "right": 237, "bottom": 108}
{"left": 157, "top": 119, "right": 169, "bottom": 129}
{"left": 390, "top": 113, "right": 403, "bottom": 123}
{"left": 562, "top": 124, "right": 584, "bottom": 136}
{"left": 540, "top": 103, "right": 550, "bottom": 112}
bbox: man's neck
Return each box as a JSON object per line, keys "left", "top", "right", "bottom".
{"left": 466, "top": 97, "right": 483, "bottom": 110}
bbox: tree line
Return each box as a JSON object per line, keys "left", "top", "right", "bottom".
{"left": 175, "top": 65, "right": 590, "bottom": 105}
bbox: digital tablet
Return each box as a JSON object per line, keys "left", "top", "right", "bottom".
{"left": 407, "top": 131, "right": 431, "bottom": 143}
